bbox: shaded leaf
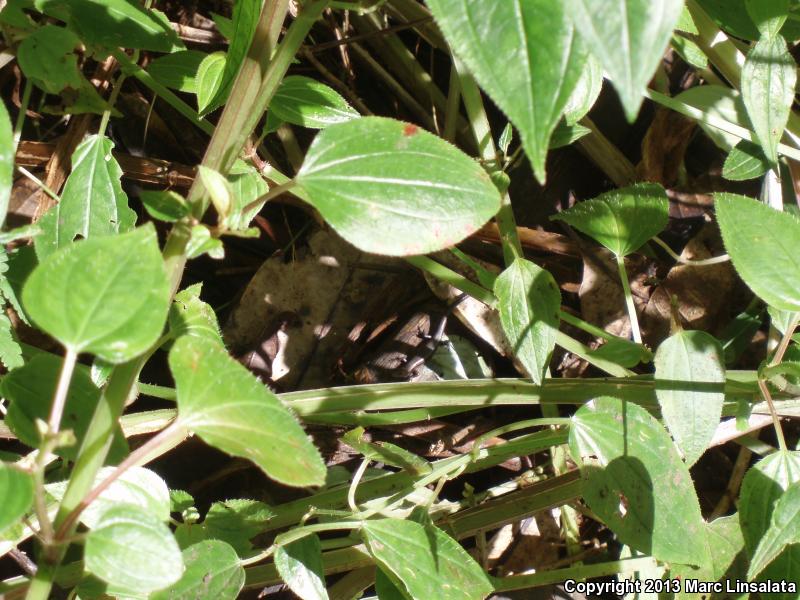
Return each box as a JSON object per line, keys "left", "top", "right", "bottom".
{"left": 38, "top": 0, "right": 182, "bottom": 52}
{"left": 715, "top": 193, "right": 800, "bottom": 311}
{"left": 196, "top": 52, "right": 227, "bottom": 115}
{"left": 723, "top": 139, "right": 771, "bottom": 181}
{"left": 168, "top": 283, "right": 223, "bottom": 345}
{"left": 746, "top": 0, "right": 790, "bottom": 38}
{"left": 697, "top": 0, "right": 800, "bottom": 41}
{"left": 739, "top": 450, "right": 800, "bottom": 552}
{"left": 23, "top": 225, "right": 171, "bottom": 362}
{"left": 295, "top": 117, "right": 500, "bottom": 256}
{"left": 565, "top": 0, "right": 683, "bottom": 121}
{"left": 569, "top": 397, "right": 709, "bottom": 566}
{"left": 17, "top": 25, "right": 81, "bottom": 93}
{"left": 0, "top": 462, "right": 34, "bottom": 535}
{"left": 654, "top": 330, "right": 725, "bottom": 466}
{"left": 426, "top": 0, "right": 586, "bottom": 182}
{"left": 668, "top": 516, "right": 747, "bottom": 598}
{"left": 362, "top": 518, "right": 493, "bottom": 600}
{"left": 549, "top": 121, "right": 591, "bottom": 149}
{"left": 741, "top": 34, "right": 796, "bottom": 164}
{"left": 588, "top": 337, "right": 651, "bottom": 368}
{"left": 272, "top": 76, "right": 359, "bottom": 129}
{"left": 275, "top": 534, "right": 329, "bottom": 600}
{"left": 749, "top": 482, "right": 800, "bottom": 578}
{"left": 35, "top": 135, "right": 136, "bottom": 260}
{"left": 84, "top": 504, "right": 183, "bottom": 594}
{"left": 674, "top": 85, "right": 751, "bottom": 151}
{"left": 551, "top": 182, "right": 669, "bottom": 257}
{"left": 140, "top": 190, "right": 190, "bottom": 223}
{"left": 169, "top": 336, "right": 326, "bottom": 487}
{"left": 146, "top": 50, "right": 206, "bottom": 93}
{"left": 151, "top": 540, "right": 244, "bottom": 600}
{"left": 563, "top": 54, "right": 603, "bottom": 126}
{"left": 494, "top": 258, "right": 560, "bottom": 385}
{"left": 3, "top": 354, "right": 127, "bottom": 461}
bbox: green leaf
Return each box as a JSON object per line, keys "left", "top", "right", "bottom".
{"left": 272, "top": 76, "right": 360, "bottom": 129}
{"left": 40, "top": 0, "right": 182, "bottom": 52}
{"left": 746, "top": 0, "right": 790, "bottom": 38}
{"left": 654, "top": 330, "right": 725, "bottom": 466}
{"left": 140, "top": 190, "right": 190, "bottom": 223}
{"left": 668, "top": 516, "right": 746, "bottom": 597}
{"left": 0, "top": 99, "right": 12, "bottom": 229}
{"left": 569, "top": 397, "right": 709, "bottom": 566}
{"left": 550, "top": 182, "right": 669, "bottom": 257}
{"left": 17, "top": 25, "right": 82, "bottom": 93}
{"left": 672, "top": 34, "right": 709, "bottom": 71}
{"left": 151, "top": 540, "right": 244, "bottom": 600}
{"left": 275, "top": 534, "right": 329, "bottom": 600}
{"left": 0, "top": 462, "right": 34, "bottom": 535}
{"left": 146, "top": 50, "right": 206, "bottom": 93}
{"left": 375, "top": 567, "right": 409, "bottom": 600}
{"left": 0, "top": 313, "right": 22, "bottom": 370}
{"left": 563, "top": 54, "right": 604, "bottom": 126}
{"left": 23, "top": 225, "right": 171, "bottom": 362}
{"left": 715, "top": 193, "right": 800, "bottom": 311}
{"left": 565, "top": 0, "right": 684, "bottom": 121}
{"left": 169, "top": 489, "right": 195, "bottom": 515}
{"left": 739, "top": 450, "right": 800, "bottom": 552}
{"left": 697, "top": 0, "right": 800, "bottom": 41}
{"left": 222, "top": 160, "right": 269, "bottom": 231}
{"left": 723, "top": 139, "right": 771, "bottom": 181}
{"left": 548, "top": 121, "right": 591, "bottom": 149}
{"left": 741, "top": 34, "right": 796, "bottom": 164}
{"left": 588, "top": 337, "right": 651, "bottom": 368}
{"left": 169, "top": 336, "right": 326, "bottom": 487}
{"left": 186, "top": 225, "right": 224, "bottom": 260}
{"left": 749, "top": 482, "right": 800, "bottom": 578}
{"left": 494, "top": 258, "right": 560, "bottom": 385}
{"left": 84, "top": 504, "right": 183, "bottom": 594}
{"left": 168, "top": 283, "right": 223, "bottom": 345}
{"left": 196, "top": 52, "right": 227, "bottom": 115}
{"left": 202, "top": 499, "right": 272, "bottom": 555}
{"left": 35, "top": 135, "right": 136, "bottom": 260}
{"left": 295, "top": 117, "right": 500, "bottom": 256}
{"left": 674, "top": 85, "right": 751, "bottom": 152}
{"left": 362, "top": 518, "right": 494, "bottom": 600}
{"left": 426, "top": 0, "right": 586, "bottom": 182}
{"left": 46, "top": 466, "right": 169, "bottom": 529}
{"left": 342, "top": 427, "right": 431, "bottom": 475}
{"left": 197, "top": 165, "right": 232, "bottom": 220}
{"left": 2, "top": 354, "right": 127, "bottom": 461}
{"left": 199, "top": 0, "right": 260, "bottom": 115}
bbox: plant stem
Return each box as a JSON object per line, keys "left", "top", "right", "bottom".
{"left": 23, "top": 4, "right": 324, "bottom": 597}
{"left": 645, "top": 89, "right": 800, "bottom": 162}
{"left": 55, "top": 421, "right": 185, "bottom": 539}
{"left": 241, "top": 180, "right": 296, "bottom": 215}
{"left": 112, "top": 50, "right": 214, "bottom": 136}
{"left": 651, "top": 236, "right": 730, "bottom": 266}
{"left": 13, "top": 79, "right": 32, "bottom": 149}
{"left": 615, "top": 254, "right": 642, "bottom": 345}
{"left": 757, "top": 379, "right": 787, "bottom": 452}
{"left": 47, "top": 348, "right": 77, "bottom": 436}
